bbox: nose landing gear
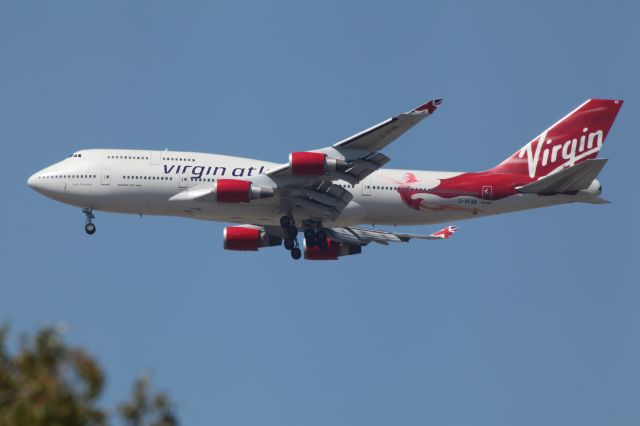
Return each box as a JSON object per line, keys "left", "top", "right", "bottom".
{"left": 83, "top": 208, "right": 96, "bottom": 235}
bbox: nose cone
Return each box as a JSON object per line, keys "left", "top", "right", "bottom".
{"left": 28, "top": 170, "right": 50, "bottom": 195}
{"left": 27, "top": 172, "right": 39, "bottom": 190}
{"left": 28, "top": 167, "right": 67, "bottom": 201}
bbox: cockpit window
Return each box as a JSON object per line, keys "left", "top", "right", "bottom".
{"left": 69, "top": 153, "right": 82, "bottom": 158}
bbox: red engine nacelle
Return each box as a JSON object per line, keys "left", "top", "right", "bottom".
{"left": 289, "top": 152, "right": 348, "bottom": 176}
{"left": 223, "top": 226, "right": 282, "bottom": 251}
{"left": 289, "top": 152, "right": 327, "bottom": 175}
{"left": 304, "top": 239, "right": 362, "bottom": 260}
{"left": 215, "top": 179, "right": 274, "bottom": 203}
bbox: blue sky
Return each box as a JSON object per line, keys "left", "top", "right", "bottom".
{"left": 1, "top": 1, "right": 638, "bottom": 425}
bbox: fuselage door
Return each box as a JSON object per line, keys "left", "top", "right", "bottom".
{"left": 361, "top": 180, "right": 372, "bottom": 196}
{"left": 101, "top": 169, "right": 111, "bottom": 186}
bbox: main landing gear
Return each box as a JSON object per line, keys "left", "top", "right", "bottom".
{"left": 280, "top": 215, "right": 301, "bottom": 260}
{"left": 304, "top": 227, "right": 328, "bottom": 250}
{"left": 280, "top": 216, "right": 331, "bottom": 260}
{"left": 83, "top": 208, "right": 96, "bottom": 235}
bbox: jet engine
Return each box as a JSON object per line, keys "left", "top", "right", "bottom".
{"left": 289, "top": 152, "right": 348, "bottom": 176}
{"left": 215, "top": 179, "right": 274, "bottom": 203}
{"left": 223, "top": 226, "right": 282, "bottom": 251}
{"left": 303, "top": 238, "right": 362, "bottom": 260}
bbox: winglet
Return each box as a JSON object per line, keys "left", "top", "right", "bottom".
{"left": 429, "top": 225, "right": 458, "bottom": 239}
{"left": 411, "top": 98, "right": 443, "bottom": 115}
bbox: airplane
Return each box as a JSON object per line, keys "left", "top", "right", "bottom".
{"left": 27, "top": 98, "right": 623, "bottom": 260}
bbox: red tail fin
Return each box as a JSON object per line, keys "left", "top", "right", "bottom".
{"left": 491, "top": 99, "right": 623, "bottom": 179}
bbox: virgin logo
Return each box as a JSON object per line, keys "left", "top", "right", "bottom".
{"left": 518, "top": 128, "right": 604, "bottom": 178}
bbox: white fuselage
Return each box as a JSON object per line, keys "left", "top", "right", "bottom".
{"left": 28, "top": 149, "right": 601, "bottom": 228}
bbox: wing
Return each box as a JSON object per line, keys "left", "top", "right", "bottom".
{"left": 333, "top": 98, "right": 443, "bottom": 151}
{"left": 326, "top": 225, "right": 459, "bottom": 246}
{"left": 263, "top": 98, "right": 443, "bottom": 220}
{"left": 278, "top": 180, "right": 354, "bottom": 220}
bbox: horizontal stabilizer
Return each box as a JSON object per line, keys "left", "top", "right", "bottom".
{"left": 517, "top": 159, "right": 607, "bottom": 195}
{"left": 581, "top": 196, "right": 610, "bottom": 205}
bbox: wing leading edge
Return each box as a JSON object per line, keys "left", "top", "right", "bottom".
{"left": 333, "top": 99, "right": 443, "bottom": 151}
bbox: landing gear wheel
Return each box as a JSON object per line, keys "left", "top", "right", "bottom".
{"left": 318, "top": 238, "right": 328, "bottom": 250}
{"left": 290, "top": 247, "right": 302, "bottom": 260}
{"left": 284, "top": 238, "right": 295, "bottom": 250}
{"left": 286, "top": 226, "right": 298, "bottom": 238}
{"left": 82, "top": 207, "right": 96, "bottom": 235}
{"left": 281, "top": 215, "right": 300, "bottom": 258}
{"left": 306, "top": 236, "right": 318, "bottom": 248}
{"left": 280, "top": 215, "right": 292, "bottom": 228}
{"left": 85, "top": 223, "right": 96, "bottom": 235}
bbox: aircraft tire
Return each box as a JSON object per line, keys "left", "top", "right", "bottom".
{"left": 284, "top": 238, "right": 295, "bottom": 250}
{"left": 85, "top": 223, "right": 96, "bottom": 235}
{"left": 290, "top": 247, "right": 302, "bottom": 260}
{"left": 280, "top": 216, "right": 292, "bottom": 228}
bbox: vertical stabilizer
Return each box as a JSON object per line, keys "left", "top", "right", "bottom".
{"left": 491, "top": 99, "right": 623, "bottom": 179}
